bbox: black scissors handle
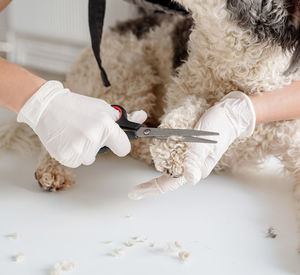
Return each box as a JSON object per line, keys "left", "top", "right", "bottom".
{"left": 98, "top": 105, "right": 142, "bottom": 154}
{"left": 112, "top": 105, "right": 141, "bottom": 131}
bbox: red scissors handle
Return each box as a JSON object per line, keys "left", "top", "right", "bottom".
{"left": 98, "top": 105, "right": 141, "bottom": 154}
{"left": 112, "top": 105, "right": 141, "bottom": 130}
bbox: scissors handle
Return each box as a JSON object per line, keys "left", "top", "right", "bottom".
{"left": 98, "top": 105, "right": 141, "bottom": 154}
{"left": 112, "top": 105, "right": 141, "bottom": 130}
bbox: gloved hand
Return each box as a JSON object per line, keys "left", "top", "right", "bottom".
{"left": 128, "top": 91, "right": 256, "bottom": 200}
{"left": 17, "top": 81, "right": 147, "bottom": 168}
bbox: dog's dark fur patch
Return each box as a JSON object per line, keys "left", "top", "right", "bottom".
{"left": 126, "top": 0, "right": 189, "bottom": 15}
{"left": 112, "top": 13, "right": 193, "bottom": 69}
{"left": 226, "top": 0, "right": 300, "bottom": 74}
{"left": 172, "top": 16, "right": 194, "bottom": 69}
{"left": 111, "top": 14, "right": 167, "bottom": 39}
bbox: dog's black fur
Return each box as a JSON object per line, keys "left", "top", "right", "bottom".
{"left": 111, "top": 13, "right": 194, "bottom": 70}
{"left": 119, "top": 0, "right": 300, "bottom": 75}
{"left": 111, "top": 14, "right": 166, "bottom": 39}
{"left": 226, "top": 0, "right": 300, "bottom": 74}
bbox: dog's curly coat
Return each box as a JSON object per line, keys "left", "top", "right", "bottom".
{"left": 1, "top": 0, "right": 300, "bottom": 228}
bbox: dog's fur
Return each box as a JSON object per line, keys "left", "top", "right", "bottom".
{"left": 2, "top": 0, "right": 300, "bottom": 231}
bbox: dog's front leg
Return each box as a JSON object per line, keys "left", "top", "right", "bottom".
{"left": 35, "top": 146, "right": 75, "bottom": 192}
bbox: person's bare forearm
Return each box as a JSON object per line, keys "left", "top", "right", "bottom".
{"left": 250, "top": 81, "right": 300, "bottom": 125}
{"left": 0, "top": 0, "right": 11, "bottom": 11}
{"left": 0, "top": 57, "right": 46, "bottom": 113}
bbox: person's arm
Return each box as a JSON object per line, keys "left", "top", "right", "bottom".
{"left": 128, "top": 83, "right": 300, "bottom": 200}
{"left": 0, "top": 58, "right": 147, "bottom": 168}
{"left": 0, "top": 57, "right": 46, "bottom": 112}
{"left": 0, "top": 0, "right": 11, "bottom": 11}
{"left": 250, "top": 81, "right": 300, "bottom": 124}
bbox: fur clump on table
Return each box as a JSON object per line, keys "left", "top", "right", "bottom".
{"left": 12, "top": 253, "right": 25, "bottom": 263}
{"left": 107, "top": 236, "right": 192, "bottom": 263}
{"left": 50, "top": 260, "right": 75, "bottom": 275}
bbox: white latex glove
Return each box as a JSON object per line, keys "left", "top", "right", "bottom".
{"left": 17, "top": 81, "right": 147, "bottom": 168}
{"left": 128, "top": 91, "right": 256, "bottom": 200}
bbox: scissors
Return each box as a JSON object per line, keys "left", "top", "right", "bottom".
{"left": 98, "top": 105, "right": 219, "bottom": 154}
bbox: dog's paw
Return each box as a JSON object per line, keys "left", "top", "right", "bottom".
{"left": 150, "top": 138, "right": 187, "bottom": 177}
{"left": 149, "top": 97, "right": 208, "bottom": 177}
{"left": 35, "top": 163, "right": 74, "bottom": 192}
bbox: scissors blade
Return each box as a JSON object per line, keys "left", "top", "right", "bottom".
{"left": 151, "top": 136, "right": 217, "bottom": 143}
{"left": 136, "top": 127, "right": 219, "bottom": 138}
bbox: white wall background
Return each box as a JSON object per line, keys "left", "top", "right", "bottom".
{"left": 0, "top": 0, "right": 137, "bottom": 73}
{"left": 8, "top": 0, "right": 136, "bottom": 44}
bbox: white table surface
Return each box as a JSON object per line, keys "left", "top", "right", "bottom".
{"left": 0, "top": 148, "right": 300, "bottom": 275}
